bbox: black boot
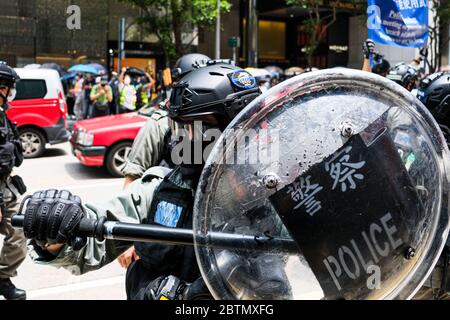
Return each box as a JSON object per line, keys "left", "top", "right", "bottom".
{"left": 0, "top": 278, "right": 26, "bottom": 300}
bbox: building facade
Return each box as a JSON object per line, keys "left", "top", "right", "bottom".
{"left": 0, "top": 0, "right": 165, "bottom": 72}
{"left": 0, "top": 0, "right": 425, "bottom": 71}
{"left": 198, "top": 0, "right": 420, "bottom": 69}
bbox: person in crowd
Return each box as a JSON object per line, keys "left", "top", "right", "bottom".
{"left": 90, "top": 77, "right": 113, "bottom": 118}
{"left": 362, "top": 39, "right": 391, "bottom": 77}
{"left": 108, "top": 71, "right": 119, "bottom": 115}
{"left": 83, "top": 74, "right": 95, "bottom": 119}
{"left": 118, "top": 68, "right": 137, "bottom": 113}
{"left": 73, "top": 74, "right": 85, "bottom": 120}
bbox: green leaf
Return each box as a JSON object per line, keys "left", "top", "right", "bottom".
{"left": 120, "top": 0, "right": 231, "bottom": 64}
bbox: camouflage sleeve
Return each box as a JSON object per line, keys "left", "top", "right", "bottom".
{"left": 28, "top": 167, "right": 172, "bottom": 275}
{"left": 122, "top": 112, "right": 170, "bottom": 178}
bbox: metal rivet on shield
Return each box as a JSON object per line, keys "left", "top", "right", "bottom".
{"left": 263, "top": 173, "right": 280, "bottom": 189}
{"left": 340, "top": 121, "right": 355, "bottom": 138}
{"left": 405, "top": 247, "right": 416, "bottom": 260}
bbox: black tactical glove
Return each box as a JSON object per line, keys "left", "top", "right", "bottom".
{"left": 363, "top": 39, "right": 376, "bottom": 59}
{"left": 22, "top": 189, "right": 86, "bottom": 248}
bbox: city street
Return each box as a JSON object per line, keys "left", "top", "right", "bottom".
{"left": 0, "top": 0, "right": 447, "bottom": 304}
{"left": 0, "top": 142, "right": 127, "bottom": 300}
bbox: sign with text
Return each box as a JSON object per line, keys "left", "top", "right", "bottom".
{"left": 367, "top": 0, "right": 428, "bottom": 48}
{"left": 270, "top": 128, "right": 424, "bottom": 299}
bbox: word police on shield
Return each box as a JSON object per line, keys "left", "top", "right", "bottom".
{"left": 269, "top": 115, "right": 424, "bottom": 299}
{"left": 367, "top": 0, "right": 428, "bottom": 48}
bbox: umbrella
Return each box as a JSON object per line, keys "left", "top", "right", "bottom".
{"left": 125, "top": 67, "right": 146, "bottom": 77}
{"left": 304, "top": 67, "right": 319, "bottom": 73}
{"left": 87, "top": 63, "right": 107, "bottom": 76}
{"left": 265, "top": 66, "right": 284, "bottom": 79}
{"left": 61, "top": 73, "right": 77, "bottom": 81}
{"left": 41, "top": 63, "right": 68, "bottom": 77}
{"left": 246, "top": 68, "right": 271, "bottom": 82}
{"left": 68, "top": 64, "right": 99, "bottom": 75}
{"left": 24, "top": 64, "right": 41, "bottom": 69}
{"left": 284, "top": 67, "right": 305, "bottom": 77}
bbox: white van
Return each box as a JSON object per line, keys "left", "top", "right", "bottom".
{"left": 8, "top": 68, "right": 70, "bottom": 158}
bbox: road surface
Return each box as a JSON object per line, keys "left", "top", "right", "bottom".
{"left": 0, "top": 142, "right": 127, "bottom": 300}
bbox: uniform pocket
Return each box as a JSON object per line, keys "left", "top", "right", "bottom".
{"left": 11, "top": 175, "right": 26, "bottom": 195}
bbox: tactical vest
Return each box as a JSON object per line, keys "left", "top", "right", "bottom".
{"left": 127, "top": 170, "right": 200, "bottom": 299}
{"left": 119, "top": 85, "right": 137, "bottom": 110}
{"left": 0, "top": 111, "right": 23, "bottom": 175}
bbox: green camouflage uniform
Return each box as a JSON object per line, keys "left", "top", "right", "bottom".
{"left": 121, "top": 109, "right": 170, "bottom": 178}
{"left": 0, "top": 176, "right": 26, "bottom": 279}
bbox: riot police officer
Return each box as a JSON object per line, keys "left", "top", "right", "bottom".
{"left": 387, "top": 62, "right": 419, "bottom": 92}
{"left": 0, "top": 62, "right": 27, "bottom": 300}
{"left": 118, "top": 54, "right": 214, "bottom": 268}
{"left": 18, "top": 63, "right": 260, "bottom": 300}
{"left": 414, "top": 72, "right": 450, "bottom": 299}
{"left": 417, "top": 72, "right": 450, "bottom": 128}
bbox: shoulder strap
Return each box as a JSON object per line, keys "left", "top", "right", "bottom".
{"left": 142, "top": 166, "right": 172, "bottom": 183}
{"left": 151, "top": 109, "right": 169, "bottom": 121}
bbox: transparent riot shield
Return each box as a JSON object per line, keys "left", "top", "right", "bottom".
{"left": 192, "top": 69, "right": 450, "bottom": 300}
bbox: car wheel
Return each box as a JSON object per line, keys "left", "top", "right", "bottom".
{"left": 105, "top": 141, "right": 133, "bottom": 178}
{"left": 19, "top": 128, "right": 46, "bottom": 158}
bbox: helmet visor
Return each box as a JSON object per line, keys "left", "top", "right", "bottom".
{"left": 168, "top": 117, "right": 223, "bottom": 166}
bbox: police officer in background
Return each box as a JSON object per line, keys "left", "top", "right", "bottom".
{"left": 117, "top": 53, "right": 212, "bottom": 269}
{"left": 417, "top": 72, "right": 450, "bottom": 129}
{"left": 0, "top": 62, "right": 27, "bottom": 300}
{"left": 387, "top": 62, "right": 419, "bottom": 92}
{"left": 415, "top": 71, "right": 450, "bottom": 299}
{"left": 18, "top": 64, "right": 260, "bottom": 300}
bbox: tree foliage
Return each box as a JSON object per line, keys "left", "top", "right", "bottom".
{"left": 120, "top": 0, "right": 231, "bottom": 65}
{"left": 285, "top": 0, "right": 364, "bottom": 67}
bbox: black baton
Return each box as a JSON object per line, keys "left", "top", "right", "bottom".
{"left": 11, "top": 215, "right": 298, "bottom": 254}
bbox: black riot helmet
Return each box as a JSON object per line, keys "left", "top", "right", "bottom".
{"left": 172, "top": 53, "right": 211, "bottom": 82}
{"left": 416, "top": 72, "right": 450, "bottom": 125}
{"left": 166, "top": 64, "right": 260, "bottom": 168}
{"left": 387, "top": 62, "right": 419, "bottom": 91}
{"left": 0, "top": 61, "right": 20, "bottom": 104}
{"left": 168, "top": 63, "right": 260, "bottom": 130}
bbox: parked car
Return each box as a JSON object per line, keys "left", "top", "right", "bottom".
{"left": 8, "top": 68, "right": 70, "bottom": 158}
{"left": 71, "top": 110, "right": 151, "bottom": 177}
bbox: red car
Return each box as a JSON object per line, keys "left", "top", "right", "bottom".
{"left": 8, "top": 68, "right": 70, "bottom": 158}
{"left": 71, "top": 111, "right": 150, "bottom": 177}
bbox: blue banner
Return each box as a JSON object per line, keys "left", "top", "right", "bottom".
{"left": 367, "top": 0, "right": 428, "bottom": 48}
